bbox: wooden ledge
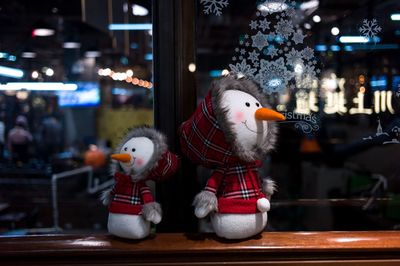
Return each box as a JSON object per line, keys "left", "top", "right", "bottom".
{"left": 1, "top": 231, "right": 400, "bottom": 265}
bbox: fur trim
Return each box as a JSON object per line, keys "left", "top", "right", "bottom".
{"left": 100, "top": 188, "right": 112, "bottom": 206}
{"left": 211, "top": 76, "right": 278, "bottom": 162}
{"left": 110, "top": 126, "right": 168, "bottom": 182}
{"left": 193, "top": 191, "right": 218, "bottom": 218}
{"left": 262, "top": 178, "right": 277, "bottom": 197}
{"left": 142, "top": 202, "right": 162, "bottom": 224}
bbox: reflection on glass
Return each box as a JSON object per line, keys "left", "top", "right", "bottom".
{"left": 196, "top": 0, "right": 400, "bottom": 231}
{"left": 0, "top": 0, "right": 153, "bottom": 236}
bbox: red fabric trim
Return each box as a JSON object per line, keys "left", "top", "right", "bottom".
{"left": 140, "top": 186, "right": 154, "bottom": 204}
{"left": 218, "top": 198, "right": 260, "bottom": 214}
{"left": 109, "top": 202, "right": 142, "bottom": 215}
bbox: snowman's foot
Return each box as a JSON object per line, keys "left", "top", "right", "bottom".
{"left": 108, "top": 213, "right": 150, "bottom": 239}
{"left": 211, "top": 212, "right": 268, "bottom": 239}
{"left": 198, "top": 216, "right": 215, "bottom": 233}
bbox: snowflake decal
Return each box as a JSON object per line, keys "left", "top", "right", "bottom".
{"left": 258, "top": 18, "right": 271, "bottom": 31}
{"left": 275, "top": 19, "right": 294, "bottom": 39}
{"left": 301, "top": 47, "right": 315, "bottom": 60}
{"left": 285, "top": 48, "right": 303, "bottom": 66}
{"left": 292, "top": 30, "right": 306, "bottom": 44}
{"left": 248, "top": 50, "right": 259, "bottom": 63}
{"left": 249, "top": 20, "right": 258, "bottom": 30}
{"left": 229, "top": 0, "right": 321, "bottom": 94}
{"left": 256, "top": 58, "right": 293, "bottom": 94}
{"left": 229, "top": 59, "right": 257, "bottom": 77}
{"left": 200, "top": 0, "right": 229, "bottom": 16}
{"left": 359, "top": 18, "right": 382, "bottom": 38}
{"left": 252, "top": 31, "right": 269, "bottom": 51}
{"left": 266, "top": 45, "right": 278, "bottom": 58}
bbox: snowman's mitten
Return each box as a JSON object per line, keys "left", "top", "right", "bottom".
{"left": 193, "top": 191, "right": 218, "bottom": 218}
{"left": 100, "top": 188, "right": 112, "bottom": 206}
{"left": 257, "top": 197, "right": 271, "bottom": 212}
{"left": 262, "top": 178, "right": 277, "bottom": 197}
{"left": 142, "top": 202, "right": 162, "bottom": 224}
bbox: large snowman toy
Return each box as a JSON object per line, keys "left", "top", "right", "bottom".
{"left": 102, "top": 127, "right": 179, "bottom": 239}
{"left": 180, "top": 75, "right": 285, "bottom": 239}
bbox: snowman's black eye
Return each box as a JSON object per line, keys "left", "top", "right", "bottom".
{"left": 245, "top": 102, "right": 250, "bottom": 107}
{"left": 131, "top": 148, "right": 136, "bottom": 152}
{"left": 124, "top": 147, "right": 127, "bottom": 151}
{"left": 255, "top": 102, "right": 260, "bottom": 107}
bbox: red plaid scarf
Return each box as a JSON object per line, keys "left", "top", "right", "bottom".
{"left": 180, "top": 91, "right": 267, "bottom": 214}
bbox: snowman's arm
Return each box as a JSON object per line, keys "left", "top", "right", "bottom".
{"left": 256, "top": 178, "right": 277, "bottom": 212}
{"left": 140, "top": 183, "right": 162, "bottom": 224}
{"left": 193, "top": 170, "right": 223, "bottom": 218}
{"left": 139, "top": 184, "right": 154, "bottom": 203}
{"left": 204, "top": 169, "right": 224, "bottom": 194}
{"left": 100, "top": 186, "right": 115, "bottom": 206}
{"left": 262, "top": 178, "right": 276, "bottom": 198}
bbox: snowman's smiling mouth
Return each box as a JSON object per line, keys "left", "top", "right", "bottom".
{"left": 241, "top": 120, "right": 266, "bottom": 134}
{"left": 123, "top": 156, "right": 136, "bottom": 167}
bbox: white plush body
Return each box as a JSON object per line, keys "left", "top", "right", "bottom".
{"left": 108, "top": 213, "right": 150, "bottom": 239}
{"left": 211, "top": 212, "right": 268, "bottom": 239}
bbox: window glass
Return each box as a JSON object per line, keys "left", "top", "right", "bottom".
{"left": 0, "top": 0, "right": 153, "bottom": 235}
{"left": 195, "top": 0, "right": 400, "bottom": 230}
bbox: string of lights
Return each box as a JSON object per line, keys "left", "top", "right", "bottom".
{"left": 98, "top": 68, "right": 153, "bottom": 89}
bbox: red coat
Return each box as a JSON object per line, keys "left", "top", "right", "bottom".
{"left": 180, "top": 91, "right": 268, "bottom": 214}
{"left": 204, "top": 161, "right": 267, "bottom": 214}
{"left": 109, "top": 172, "right": 153, "bottom": 215}
{"left": 109, "top": 151, "right": 179, "bottom": 215}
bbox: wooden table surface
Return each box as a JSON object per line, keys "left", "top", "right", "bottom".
{"left": 1, "top": 231, "right": 400, "bottom": 265}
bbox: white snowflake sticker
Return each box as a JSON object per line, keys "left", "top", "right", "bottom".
{"left": 251, "top": 31, "right": 269, "bottom": 51}
{"left": 256, "top": 58, "right": 293, "bottom": 94}
{"left": 359, "top": 18, "right": 382, "bottom": 39}
{"left": 228, "top": 59, "right": 257, "bottom": 78}
{"left": 200, "top": 0, "right": 229, "bottom": 16}
{"left": 229, "top": 0, "right": 320, "bottom": 95}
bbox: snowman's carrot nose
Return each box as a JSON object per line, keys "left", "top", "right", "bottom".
{"left": 111, "top": 153, "right": 132, "bottom": 163}
{"left": 255, "top": 107, "right": 286, "bottom": 121}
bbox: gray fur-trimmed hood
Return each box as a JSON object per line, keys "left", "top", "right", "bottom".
{"left": 211, "top": 75, "right": 278, "bottom": 162}
{"left": 110, "top": 126, "right": 168, "bottom": 181}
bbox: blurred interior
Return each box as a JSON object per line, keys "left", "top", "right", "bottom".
{"left": 0, "top": 0, "right": 153, "bottom": 235}
{"left": 0, "top": 0, "right": 399, "bottom": 236}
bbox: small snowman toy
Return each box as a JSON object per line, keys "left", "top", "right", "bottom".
{"left": 102, "top": 127, "right": 179, "bottom": 239}
{"left": 180, "top": 75, "right": 285, "bottom": 239}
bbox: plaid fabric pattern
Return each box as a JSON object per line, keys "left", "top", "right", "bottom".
{"left": 109, "top": 172, "right": 154, "bottom": 215}
{"left": 147, "top": 151, "right": 179, "bottom": 181}
{"left": 180, "top": 91, "right": 241, "bottom": 168}
{"left": 206, "top": 162, "right": 264, "bottom": 199}
{"left": 204, "top": 161, "right": 266, "bottom": 213}
{"left": 179, "top": 90, "right": 269, "bottom": 214}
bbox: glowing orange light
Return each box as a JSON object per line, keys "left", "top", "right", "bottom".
{"left": 358, "top": 75, "right": 365, "bottom": 84}
{"left": 132, "top": 78, "right": 139, "bottom": 85}
{"left": 359, "top": 86, "right": 366, "bottom": 93}
{"left": 138, "top": 80, "right": 144, "bottom": 86}
{"left": 126, "top": 77, "right": 133, "bottom": 83}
